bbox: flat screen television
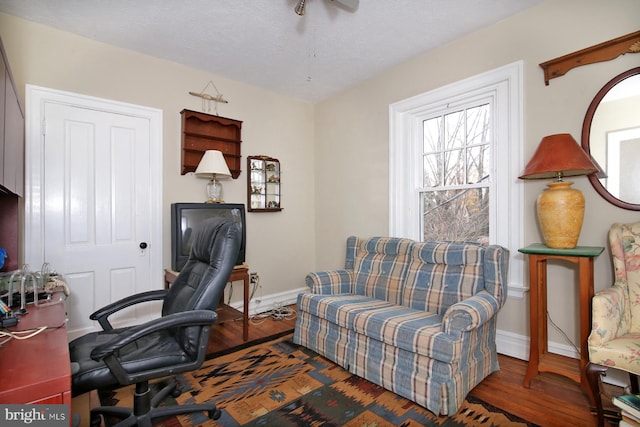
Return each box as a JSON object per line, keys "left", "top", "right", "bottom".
{"left": 171, "top": 202, "right": 246, "bottom": 271}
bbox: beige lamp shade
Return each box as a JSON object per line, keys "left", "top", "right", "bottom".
{"left": 519, "top": 134, "right": 599, "bottom": 249}
{"left": 195, "top": 150, "right": 231, "bottom": 203}
{"left": 195, "top": 150, "right": 231, "bottom": 177}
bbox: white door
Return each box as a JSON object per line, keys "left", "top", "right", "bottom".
{"left": 25, "top": 86, "right": 163, "bottom": 340}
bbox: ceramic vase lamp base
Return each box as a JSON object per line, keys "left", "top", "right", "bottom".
{"left": 536, "top": 180, "right": 585, "bottom": 249}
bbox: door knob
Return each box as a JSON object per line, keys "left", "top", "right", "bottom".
{"left": 139, "top": 242, "right": 148, "bottom": 249}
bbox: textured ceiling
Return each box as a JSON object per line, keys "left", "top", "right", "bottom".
{"left": 0, "top": 0, "right": 543, "bottom": 103}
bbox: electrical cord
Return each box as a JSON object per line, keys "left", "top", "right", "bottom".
{"left": 0, "top": 321, "right": 67, "bottom": 347}
{"left": 227, "top": 272, "right": 262, "bottom": 305}
{"left": 225, "top": 272, "right": 296, "bottom": 324}
{"left": 250, "top": 304, "right": 297, "bottom": 325}
{"left": 547, "top": 311, "right": 580, "bottom": 356}
{"left": 249, "top": 273, "right": 261, "bottom": 301}
{"left": 0, "top": 325, "right": 48, "bottom": 346}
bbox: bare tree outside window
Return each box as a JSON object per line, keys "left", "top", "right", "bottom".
{"left": 421, "top": 104, "right": 490, "bottom": 243}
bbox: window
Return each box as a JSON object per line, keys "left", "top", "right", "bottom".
{"left": 389, "top": 61, "right": 526, "bottom": 295}
{"left": 421, "top": 102, "right": 491, "bottom": 242}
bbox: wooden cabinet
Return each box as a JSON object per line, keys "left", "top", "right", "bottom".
{"left": 0, "top": 47, "right": 5, "bottom": 186}
{"left": 180, "top": 109, "right": 242, "bottom": 178}
{"left": 3, "top": 69, "right": 24, "bottom": 196}
{"left": 0, "top": 37, "right": 24, "bottom": 272}
{"left": 247, "top": 155, "right": 282, "bottom": 212}
{"left": 0, "top": 37, "right": 24, "bottom": 197}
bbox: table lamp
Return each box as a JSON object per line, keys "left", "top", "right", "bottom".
{"left": 195, "top": 150, "right": 231, "bottom": 203}
{"left": 519, "top": 133, "right": 599, "bottom": 249}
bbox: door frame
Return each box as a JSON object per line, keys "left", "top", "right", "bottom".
{"left": 24, "top": 85, "right": 163, "bottom": 293}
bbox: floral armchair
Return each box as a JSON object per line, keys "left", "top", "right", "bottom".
{"left": 587, "top": 221, "right": 640, "bottom": 427}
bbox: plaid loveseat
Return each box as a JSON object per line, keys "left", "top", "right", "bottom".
{"left": 293, "top": 236, "right": 509, "bottom": 415}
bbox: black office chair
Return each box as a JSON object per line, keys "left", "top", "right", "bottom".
{"left": 69, "top": 217, "right": 242, "bottom": 427}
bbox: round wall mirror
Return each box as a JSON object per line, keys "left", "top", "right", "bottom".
{"left": 582, "top": 67, "right": 640, "bottom": 210}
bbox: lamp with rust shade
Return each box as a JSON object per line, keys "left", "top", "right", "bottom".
{"left": 519, "top": 133, "right": 599, "bottom": 249}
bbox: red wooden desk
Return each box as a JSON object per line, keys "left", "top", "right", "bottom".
{"left": 0, "top": 299, "right": 71, "bottom": 404}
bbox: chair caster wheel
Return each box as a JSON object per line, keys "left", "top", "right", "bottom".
{"left": 90, "top": 414, "right": 102, "bottom": 427}
{"left": 170, "top": 387, "right": 182, "bottom": 398}
{"left": 209, "top": 409, "right": 221, "bottom": 420}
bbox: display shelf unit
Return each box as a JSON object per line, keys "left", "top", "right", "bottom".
{"left": 247, "top": 155, "right": 281, "bottom": 212}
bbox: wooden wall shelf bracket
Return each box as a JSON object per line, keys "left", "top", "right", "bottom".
{"left": 539, "top": 30, "right": 640, "bottom": 85}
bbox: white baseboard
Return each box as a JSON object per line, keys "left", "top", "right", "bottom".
{"left": 228, "top": 286, "right": 305, "bottom": 316}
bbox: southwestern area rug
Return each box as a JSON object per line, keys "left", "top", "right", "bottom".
{"left": 100, "top": 335, "right": 539, "bottom": 427}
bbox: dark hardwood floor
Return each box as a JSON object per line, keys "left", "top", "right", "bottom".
{"left": 212, "top": 305, "right": 621, "bottom": 427}
{"left": 207, "top": 304, "right": 298, "bottom": 355}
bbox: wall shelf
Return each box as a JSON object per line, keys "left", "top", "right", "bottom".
{"left": 180, "top": 109, "right": 242, "bottom": 178}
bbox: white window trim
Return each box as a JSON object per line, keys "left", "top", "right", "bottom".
{"left": 389, "top": 61, "right": 527, "bottom": 297}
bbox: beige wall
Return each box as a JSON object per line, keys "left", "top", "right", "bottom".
{"left": 314, "top": 0, "right": 640, "bottom": 346}
{"left": 1, "top": 0, "right": 640, "bottom": 352}
{"left": 0, "top": 12, "right": 316, "bottom": 306}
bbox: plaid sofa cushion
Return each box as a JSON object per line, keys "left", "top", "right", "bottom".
{"left": 298, "top": 293, "right": 457, "bottom": 362}
{"left": 350, "top": 304, "right": 455, "bottom": 362}
{"left": 351, "top": 237, "right": 413, "bottom": 305}
{"left": 402, "top": 242, "right": 486, "bottom": 314}
{"left": 297, "top": 293, "right": 395, "bottom": 328}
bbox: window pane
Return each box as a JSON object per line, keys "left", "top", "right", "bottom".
{"left": 466, "top": 145, "right": 490, "bottom": 184}
{"left": 423, "top": 117, "right": 441, "bottom": 153}
{"left": 444, "top": 111, "right": 464, "bottom": 149}
{"left": 423, "top": 153, "right": 442, "bottom": 187}
{"left": 466, "top": 104, "right": 490, "bottom": 146}
{"left": 444, "top": 148, "right": 465, "bottom": 186}
{"left": 421, "top": 188, "right": 489, "bottom": 243}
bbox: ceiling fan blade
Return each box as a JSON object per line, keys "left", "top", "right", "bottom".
{"left": 331, "top": 0, "right": 359, "bottom": 11}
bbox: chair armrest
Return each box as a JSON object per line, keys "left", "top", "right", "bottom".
{"left": 589, "top": 283, "right": 628, "bottom": 347}
{"left": 90, "top": 289, "right": 169, "bottom": 331}
{"left": 90, "top": 309, "right": 218, "bottom": 361}
{"left": 90, "top": 309, "right": 217, "bottom": 385}
{"left": 442, "top": 290, "right": 500, "bottom": 335}
{"left": 305, "top": 270, "right": 354, "bottom": 294}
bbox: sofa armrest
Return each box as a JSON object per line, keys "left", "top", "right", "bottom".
{"left": 588, "top": 282, "right": 628, "bottom": 348}
{"left": 305, "top": 270, "right": 354, "bottom": 294}
{"left": 442, "top": 290, "right": 500, "bottom": 334}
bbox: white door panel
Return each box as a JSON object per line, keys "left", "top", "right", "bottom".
{"left": 25, "top": 86, "right": 163, "bottom": 341}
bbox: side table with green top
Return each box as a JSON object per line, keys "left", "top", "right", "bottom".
{"left": 518, "top": 244, "right": 604, "bottom": 405}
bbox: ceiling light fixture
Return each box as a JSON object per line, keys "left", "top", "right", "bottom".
{"left": 295, "top": 0, "right": 359, "bottom": 17}
{"left": 295, "top": 0, "right": 306, "bottom": 16}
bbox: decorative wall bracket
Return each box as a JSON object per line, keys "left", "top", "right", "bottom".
{"left": 539, "top": 30, "right": 640, "bottom": 85}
